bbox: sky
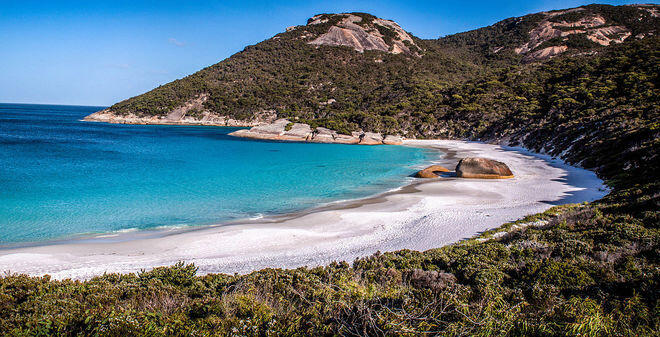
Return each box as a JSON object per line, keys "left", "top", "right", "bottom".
{"left": 0, "top": 0, "right": 651, "bottom": 106}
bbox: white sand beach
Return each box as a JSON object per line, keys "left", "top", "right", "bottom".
{"left": 0, "top": 140, "right": 608, "bottom": 280}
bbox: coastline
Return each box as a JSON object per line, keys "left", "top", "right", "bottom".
{"left": 83, "top": 112, "right": 404, "bottom": 145}
{"left": 82, "top": 109, "right": 262, "bottom": 127}
{"left": 0, "top": 140, "right": 608, "bottom": 280}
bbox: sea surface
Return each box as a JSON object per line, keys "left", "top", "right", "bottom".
{"left": 0, "top": 103, "right": 432, "bottom": 245}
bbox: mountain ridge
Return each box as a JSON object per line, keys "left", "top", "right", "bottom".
{"left": 85, "top": 4, "right": 658, "bottom": 134}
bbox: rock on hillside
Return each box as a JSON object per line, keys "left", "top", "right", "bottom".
{"left": 437, "top": 4, "right": 659, "bottom": 62}
{"left": 305, "top": 13, "right": 421, "bottom": 56}
{"left": 516, "top": 8, "right": 627, "bottom": 61}
{"left": 515, "top": 4, "right": 659, "bottom": 61}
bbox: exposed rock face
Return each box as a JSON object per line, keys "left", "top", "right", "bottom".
{"left": 308, "top": 13, "right": 421, "bottom": 56}
{"left": 382, "top": 135, "right": 404, "bottom": 145}
{"left": 284, "top": 123, "right": 313, "bottom": 139}
{"left": 456, "top": 158, "right": 514, "bottom": 179}
{"left": 312, "top": 127, "right": 340, "bottom": 143}
{"left": 637, "top": 4, "right": 659, "bottom": 18}
{"left": 415, "top": 165, "right": 450, "bottom": 178}
{"left": 515, "top": 9, "right": 635, "bottom": 61}
{"left": 333, "top": 132, "right": 360, "bottom": 144}
{"left": 525, "top": 45, "right": 568, "bottom": 60}
{"left": 359, "top": 132, "right": 384, "bottom": 145}
{"left": 84, "top": 94, "right": 276, "bottom": 127}
{"left": 229, "top": 119, "right": 401, "bottom": 145}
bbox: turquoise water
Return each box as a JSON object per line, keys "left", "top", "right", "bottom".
{"left": 0, "top": 103, "right": 432, "bottom": 244}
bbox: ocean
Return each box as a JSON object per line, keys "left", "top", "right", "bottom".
{"left": 0, "top": 103, "right": 432, "bottom": 244}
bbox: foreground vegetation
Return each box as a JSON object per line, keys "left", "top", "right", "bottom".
{"left": 2, "top": 4, "right": 658, "bottom": 336}
{"left": 1, "top": 180, "right": 657, "bottom": 335}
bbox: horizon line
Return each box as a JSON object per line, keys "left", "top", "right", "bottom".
{"left": 0, "top": 101, "right": 109, "bottom": 108}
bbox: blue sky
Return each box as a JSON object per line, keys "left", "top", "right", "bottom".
{"left": 0, "top": 0, "right": 650, "bottom": 106}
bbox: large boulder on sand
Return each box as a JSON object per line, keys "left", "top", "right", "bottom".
{"left": 455, "top": 158, "right": 513, "bottom": 179}
{"left": 415, "top": 165, "right": 450, "bottom": 178}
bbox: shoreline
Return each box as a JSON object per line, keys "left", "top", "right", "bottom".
{"left": 82, "top": 116, "right": 257, "bottom": 127}
{"left": 82, "top": 110, "right": 262, "bottom": 127}
{"left": 83, "top": 114, "right": 404, "bottom": 145}
{"left": 0, "top": 140, "right": 608, "bottom": 280}
{"left": 0, "top": 146, "right": 439, "bottom": 251}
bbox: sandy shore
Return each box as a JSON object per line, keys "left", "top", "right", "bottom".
{"left": 0, "top": 140, "right": 608, "bottom": 280}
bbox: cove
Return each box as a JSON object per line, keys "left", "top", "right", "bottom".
{"left": 0, "top": 103, "right": 432, "bottom": 245}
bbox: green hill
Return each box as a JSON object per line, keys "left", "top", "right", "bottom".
{"left": 87, "top": 4, "right": 658, "bottom": 139}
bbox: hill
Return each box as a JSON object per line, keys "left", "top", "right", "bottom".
{"left": 85, "top": 4, "right": 658, "bottom": 136}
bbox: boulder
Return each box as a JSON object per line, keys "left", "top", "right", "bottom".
{"left": 455, "top": 157, "right": 513, "bottom": 179}
{"left": 359, "top": 132, "right": 384, "bottom": 145}
{"left": 229, "top": 122, "right": 400, "bottom": 146}
{"left": 334, "top": 133, "right": 360, "bottom": 144}
{"left": 282, "top": 123, "right": 312, "bottom": 141}
{"left": 415, "top": 165, "right": 450, "bottom": 178}
{"left": 311, "top": 127, "right": 336, "bottom": 143}
{"left": 229, "top": 118, "right": 290, "bottom": 140}
{"left": 382, "top": 135, "right": 403, "bottom": 145}
{"left": 250, "top": 118, "right": 289, "bottom": 135}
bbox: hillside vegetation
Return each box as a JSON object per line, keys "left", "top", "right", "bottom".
{"left": 97, "top": 4, "right": 659, "bottom": 137}
{"left": 2, "top": 3, "right": 659, "bottom": 336}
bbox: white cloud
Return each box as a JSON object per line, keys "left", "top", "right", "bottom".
{"left": 168, "top": 38, "right": 185, "bottom": 47}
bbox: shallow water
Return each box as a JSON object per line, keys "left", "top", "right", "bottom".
{"left": 0, "top": 103, "right": 432, "bottom": 244}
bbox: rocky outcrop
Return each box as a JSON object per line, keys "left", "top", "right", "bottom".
{"left": 284, "top": 123, "right": 313, "bottom": 139}
{"left": 383, "top": 135, "right": 404, "bottom": 145}
{"left": 515, "top": 9, "right": 635, "bottom": 61}
{"left": 311, "top": 127, "right": 344, "bottom": 143}
{"left": 455, "top": 158, "right": 514, "bottom": 179}
{"left": 586, "top": 25, "right": 631, "bottom": 45}
{"left": 415, "top": 165, "right": 450, "bottom": 178}
{"left": 227, "top": 119, "right": 302, "bottom": 141}
{"left": 359, "top": 132, "right": 383, "bottom": 145}
{"left": 229, "top": 119, "right": 402, "bottom": 145}
{"left": 525, "top": 45, "right": 568, "bottom": 60}
{"left": 307, "top": 13, "right": 421, "bottom": 56}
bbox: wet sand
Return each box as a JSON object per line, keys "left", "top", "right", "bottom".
{"left": 0, "top": 140, "right": 608, "bottom": 279}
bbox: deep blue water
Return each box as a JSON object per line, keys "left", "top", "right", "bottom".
{"left": 0, "top": 103, "right": 432, "bottom": 244}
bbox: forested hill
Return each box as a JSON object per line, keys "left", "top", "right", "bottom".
{"left": 86, "top": 3, "right": 659, "bottom": 184}
{"left": 87, "top": 4, "right": 659, "bottom": 137}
